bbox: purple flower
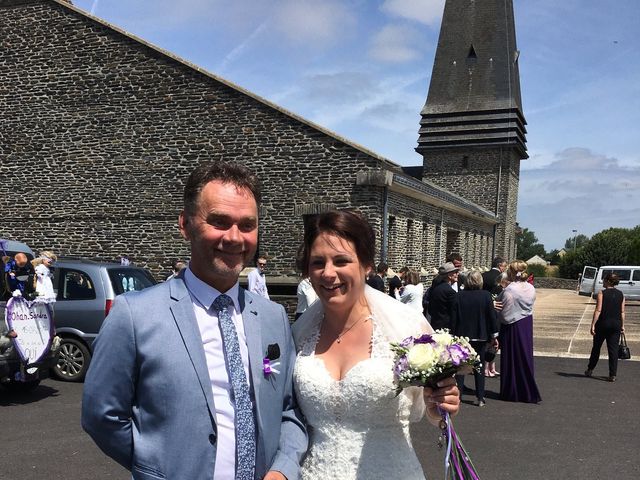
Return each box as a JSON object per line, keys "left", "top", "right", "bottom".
{"left": 447, "top": 344, "right": 468, "bottom": 366}
{"left": 400, "top": 336, "right": 414, "bottom": 348}
{"left": 394, "top": 355, "right": 409, "bottom": 377}
{"left": 413, "top": 333, "right": 434, "bottom": 344}
{"left": 263, "top": 357, "right": 273, "bottom": 376}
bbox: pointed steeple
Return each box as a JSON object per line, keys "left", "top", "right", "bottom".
{"left": 417, "top": 0, "right": 527, "bottom": 158}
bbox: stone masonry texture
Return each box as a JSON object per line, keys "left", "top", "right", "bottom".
{"left": 1, "top": 0, "right": 514, "bottom": 285}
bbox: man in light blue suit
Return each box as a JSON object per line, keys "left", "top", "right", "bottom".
{"left": 82, "top": 162, "right": 307, "bottom": 480}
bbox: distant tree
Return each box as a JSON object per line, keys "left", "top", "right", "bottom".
{"left": 564, "top": 234, "right": 589, "bottom": 250}
{"left": 558, "top": 248, "right": 585, "bottom": 279}
{"left": 581, "top": 228, "right": 632, "bottom": 267}
{"left": 629, "top": 226, "right": 640, "bottom": 264}
{"left": 515, "top": 227, "right": 546, "bottom": 261}
{"left": 548, "top": 249, "right": 562, "bottom": 265}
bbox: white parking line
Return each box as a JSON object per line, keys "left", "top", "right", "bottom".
{"left": 567, "top": 295, "right": 596, "bottom": 354}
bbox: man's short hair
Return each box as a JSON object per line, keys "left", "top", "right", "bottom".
{"left": 446, "top": 252, "right": 463, "bottom": 263}
{"left": 376, "top": 262, "right": 388, "bottom": 274}
{"left": 492, "top": 256, "right": 506, "bottom": 268}
{"left": 183, "top": 161, "right": 261, "bottom": 216}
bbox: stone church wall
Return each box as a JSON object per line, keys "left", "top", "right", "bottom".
{"left": 1, "top": 0, "right": 501, "bottom": 283}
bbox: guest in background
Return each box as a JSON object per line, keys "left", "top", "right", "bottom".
{"left": 427, "top": 262, "right": 459, "bottom": 330}
{"left": 295, "top": 276, "right": 318, "bottom": 320}
{"left": 247, "top": 256, "right": 269, "bottom": 299}
{"left": 166, "top": 260, "right": 187, "bottom": 281}
{"left": 395, "top": 268, "right": 424, "bottom": 312}
{"left": 497, "top": 261, "right": 541, "bottom": 403}
{"left": 585, "top": 273, "right": 625, "bottom": 382}
{"left": 366, "top": 262, "right": 387, "bottom": 292}
{"left": 452, "top": 271, "right": 499, "bottom": 407}
{"left": 482, "top": 257, "right": 507, "bottom": 296}
{"left": 484, "top": 272, "right": 509, "bottom": 377}
{"left": 388, "top": 266, "right": 408, "bottom": 298}
{"left": 32, "top": 251, "right": 58, "bottom": 303}
{"left": 446, "top": 253, "right": 464, "bottom": 291}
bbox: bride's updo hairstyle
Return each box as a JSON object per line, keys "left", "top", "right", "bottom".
{"left": 506, "top": 260, "right": 528, "bottom": 282}
{"left": 297, "top": 209, "right": 376, "bottom": 277}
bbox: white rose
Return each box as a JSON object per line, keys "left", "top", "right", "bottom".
{"left": 407, "top": 343, "right": 439, "bottom": 371}
{"left": 431, "top": 332, "right": 453, "bottom": 346}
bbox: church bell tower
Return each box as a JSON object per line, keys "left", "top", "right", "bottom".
{"left": 417, "top": 0, "right": 527, "bottom": 260}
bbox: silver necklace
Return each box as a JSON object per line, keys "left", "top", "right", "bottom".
{"left": 335, "top": 314, "right": 372, "bottom": 343}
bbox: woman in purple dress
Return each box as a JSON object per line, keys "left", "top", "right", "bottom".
{"left": 497, "top": 260, "right": 542, "bottom": 403}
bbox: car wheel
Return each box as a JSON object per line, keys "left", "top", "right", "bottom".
{"left": 1, "top": 379, "right": 41, "bottom": 392}
{"left": 53, "top": 338, "right": 91, "bottom": 382}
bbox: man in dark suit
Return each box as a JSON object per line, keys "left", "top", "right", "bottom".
{"left": 366, "top": 262, "right": 387, "bottom": 292}
{"left": 427, "top": 262, "right": 459, "bottom": 330}
{"left": 388, "top": 266, "right": 408, "bottom": 298}
{"left": 482, "top": 257, "right": 507, "bottom": 296}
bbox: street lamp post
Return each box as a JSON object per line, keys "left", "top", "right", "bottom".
{"left": 572, "top": 229, "right": 578, "bottom": 250}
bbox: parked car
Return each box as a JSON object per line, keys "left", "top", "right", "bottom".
{"left": 1, "top": 238, "right": 57, "bottom": 391}
{"left": 51, "top": 257, "right": 157, "bottom": 381}
{"left": 579, "top": 265, "right": 640, "bottom": 300}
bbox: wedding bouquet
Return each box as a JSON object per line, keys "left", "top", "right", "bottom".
{"left": 391, "top": 329, "right": 482, "bottom": 480}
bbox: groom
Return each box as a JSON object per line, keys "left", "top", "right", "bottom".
{"left": 82, "top": 162, "right": 308, "bottom": 480}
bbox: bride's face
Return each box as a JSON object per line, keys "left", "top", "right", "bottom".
{"left": 308, "top": 232, "right": 368, "bottom": 311}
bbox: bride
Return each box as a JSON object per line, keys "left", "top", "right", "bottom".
{"left": 292, "top": 210, "right": 460, "bottom": 480}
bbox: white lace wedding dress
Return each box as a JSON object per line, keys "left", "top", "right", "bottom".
{"left": 293, "top": 287, "right": 430, "bottom": 480}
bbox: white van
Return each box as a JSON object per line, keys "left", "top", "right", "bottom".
{"left": 579, "top": 265, "right": 640, "bottom": 300}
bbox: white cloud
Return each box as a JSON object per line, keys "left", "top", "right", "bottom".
{"left": 369, "top": 24, "right": 425, "bottom": 63}
{"left": 272, "top": 0, "right": 355, "bottom": 47}
{"left": 518, "top": 147, "right": 640, "bottom": 249}
{"left": 380, "top": 0, "right": 445, "bottom": 26}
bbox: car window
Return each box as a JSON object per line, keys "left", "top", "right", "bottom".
{"left": 58, "top": 269, "right": 96, "bottom": 301}
{"left": 108, "top": 268, "right": 155, "bottom": 295}
{"left": 600, "top": 269, "right": 631, "bottom": 282}
{"left": 633, "top": 270, "right": 640, "bottom": 281}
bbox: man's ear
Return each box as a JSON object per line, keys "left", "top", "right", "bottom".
{"left": 178, "top": 211, "right": 190, "bottom": 240}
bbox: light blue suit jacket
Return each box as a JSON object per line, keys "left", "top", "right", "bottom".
{"left": 81, "top": 276, "right": 307, "bottom": 480}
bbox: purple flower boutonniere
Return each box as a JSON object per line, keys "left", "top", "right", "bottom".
{"left": 263, "top": 343, "right": 281, "bottom": 377}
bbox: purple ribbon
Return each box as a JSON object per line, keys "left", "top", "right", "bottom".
{"left": 438, "top": 407, "right": 481, "bottom": 480}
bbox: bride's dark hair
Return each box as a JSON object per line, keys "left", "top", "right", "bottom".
{"left": 296, "top": 209, "right": 375, "bottom": 276}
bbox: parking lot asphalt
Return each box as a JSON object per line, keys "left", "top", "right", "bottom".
{"left": 1, "top": 288, "right": 638, "bottom": 480}
{"left": 532, "top": 288, "right": 640, "bottom": 358}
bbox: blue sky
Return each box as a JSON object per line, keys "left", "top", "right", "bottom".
{"left": 72, "top": 0, "right": 640, "bottom": 251}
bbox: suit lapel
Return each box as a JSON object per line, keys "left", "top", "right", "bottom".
{"left": 169, "top": 279, "right": 217, "bottom": 425}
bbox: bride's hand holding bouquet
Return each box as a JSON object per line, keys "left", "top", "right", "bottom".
{"left": 391, "top": 329, "right": 482, "bottom": 479}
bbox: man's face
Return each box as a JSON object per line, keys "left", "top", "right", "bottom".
{"left": 447, "top": 271, "right": 459, "bottom": 284}
{"left": 499, "top": 262, "right": 507, "bottom": 272}
{"left": 452, "top": 259, "right": 463, "bottom": 270}
{"left": 179, "top": 180, "right": 258, "bottom": 292}
{"left": 257, "top": 258, "right": 267, "bottom": 273}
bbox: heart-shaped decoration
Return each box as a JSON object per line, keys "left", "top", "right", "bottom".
{"left": 5, "top": 297, "right": 54, "bottom": 365}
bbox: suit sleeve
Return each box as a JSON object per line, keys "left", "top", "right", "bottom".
{"left": 269, "top": 306, "right": 308, "bottom": 479}
{"left": 447, "top": 288, "right": 458, "bottom": 330}
{"left": 81, "top": 295, "right": 137, "bottom": 470}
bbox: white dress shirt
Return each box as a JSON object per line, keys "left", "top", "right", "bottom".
{"left": 247, "top": 268, "right": 269, "bottom": 299}
{"left": 295, "top": 278, "right": 318, "bottom": 314}
{"left": 184, "top": 267, "right": 252, "bottom": 480}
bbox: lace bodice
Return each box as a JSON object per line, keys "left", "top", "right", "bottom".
{"left": 294, "top": 316, "right": 426, "bottom": 480}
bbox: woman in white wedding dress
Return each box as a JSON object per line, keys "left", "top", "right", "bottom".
{"left": 292, "top": 210, "right": 460, "bottom": 480}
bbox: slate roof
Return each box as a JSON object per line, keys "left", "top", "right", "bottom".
{"left": 417, "top": 0, "right": 528, "bottom": 158}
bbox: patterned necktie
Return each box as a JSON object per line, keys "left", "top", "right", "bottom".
{"left": 212, "top": 294, "right": 256, "bottom": 480}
